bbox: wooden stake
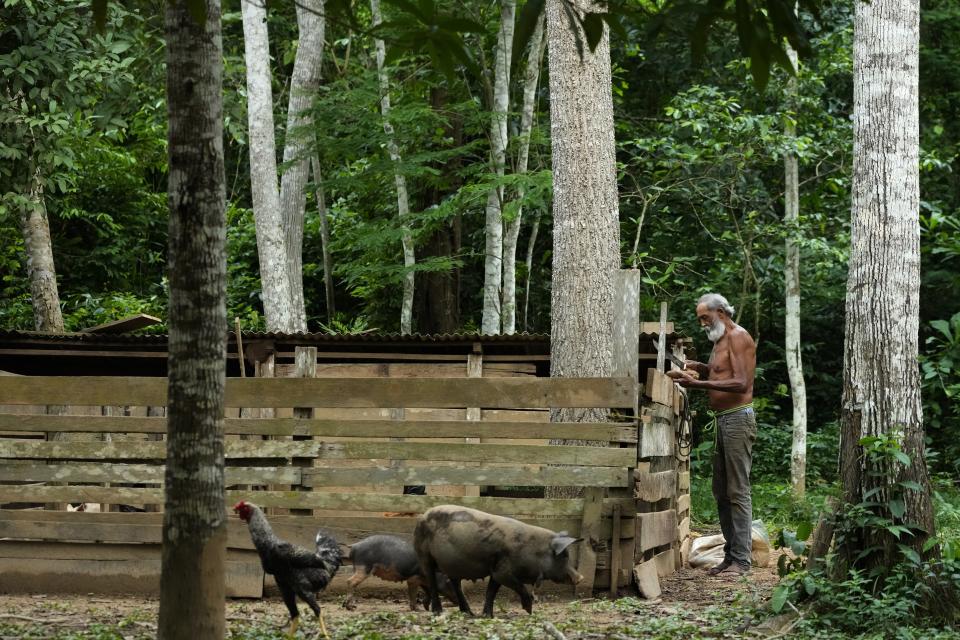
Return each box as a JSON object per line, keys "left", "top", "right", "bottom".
{"left": 234, "top": 317, "right": 246, "bottom": 378}
{"left": 657, "top": 302, "right": 668, "bottom": 372}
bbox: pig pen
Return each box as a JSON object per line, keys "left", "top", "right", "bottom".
{"left": 0, "top": 310, "right": 692, "bottom": 601}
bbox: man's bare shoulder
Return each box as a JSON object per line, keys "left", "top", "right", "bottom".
{"left": 729, "top": 324, "right": 756, "bottom": 349}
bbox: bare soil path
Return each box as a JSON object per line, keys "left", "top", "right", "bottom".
{"left": 0, "top": 553, "right": 785, "bottom": 639}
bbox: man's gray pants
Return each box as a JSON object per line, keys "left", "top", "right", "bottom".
{"left": 712, "top": 407, "right": 756, "bottom": 569}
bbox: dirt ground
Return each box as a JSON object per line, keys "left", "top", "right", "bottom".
{"left": 0, "top": 550, "right": 787, "bottom": 639}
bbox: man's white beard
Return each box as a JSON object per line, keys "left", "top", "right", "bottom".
{"left": 704, "top": 319, "right": 725, "bottom": 343}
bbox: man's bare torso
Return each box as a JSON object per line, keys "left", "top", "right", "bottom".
{"left": 707, "top": 327, "right": 755, "bottom": 411}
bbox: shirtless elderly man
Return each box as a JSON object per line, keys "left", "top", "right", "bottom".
{"left": 668, "top": 293, "right": 757, "bottom": 577}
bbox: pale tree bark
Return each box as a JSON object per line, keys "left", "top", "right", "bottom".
{"left": 503, "top": 12, "right": 546, "bottom": 335}
{"left": 546, "top": 0, "right": 621, "bottom": 497}
{"left": 481, "top": 0, "right": 516, "bottom": 335}
{"left": 157, "top": 1, "right": 227, "bottom": 638}
{"left": 783, "top": 39, "right": 807, "bottom": 498}
{"left": 839, "top": 0, "right": 934, "bottom": 571}
{"left": 279, "top": 0, "right": 325, "bottom": 332}
{"left": 311, "top": 155, "right": 336, "bottom": 323}
{"left": 241, "top": 0, "right": 296, "bottom": 333}
{"left": 522, "top": 210, "right": 541, "bottom": 331}
{"left": 20, "top": 164, "right": 64, "bottom": 332}
{"left": 370, "top": 0, "right": 415, "bottom": 335}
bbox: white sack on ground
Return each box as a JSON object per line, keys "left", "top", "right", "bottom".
{"left": 688, "top": 520, "right": 771, "bottom": 568}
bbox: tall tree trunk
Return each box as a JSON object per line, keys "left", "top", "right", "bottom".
{"left": 157, "top": 2, "right": 227, "bottom": 639}
{"left": 415, "top": 225, "right": 462, "bottom": 334}
{"left": 784, "top": 38, "right": 807, "bottom": 498}
{"left": 370, "top": 0, "right": 415, "bottom": 335}
{"left": 839, "top": 0, "right": 934, "bottom": 571}
{"left": 415, "top": 87, "right": 462, "bottom": 334}
{"left": 522, "top": 210, "right": 541, "bottom": 332}
{"left": 241, "top": 0, "right": 296, "bottom": 332}
{"left": 503, "top": 12, "right": 546, "bottom": 335}
{"left": 311, "top": 155, "right": 336, "bottom": 323}
{"left": 546, "top": 0, "right": 620, "bottom": 497}
{"left": 20, "top": 164, "right": 64, "bottom": 332}
{"left": 481, "top": 0, "right": 516, "bottom": 335}
{"left": 279, "top": 0, "right": 325, "bottom": 332}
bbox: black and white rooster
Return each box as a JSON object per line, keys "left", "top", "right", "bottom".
{"left": 233, "top": 501, "right": 341, "bottom": 638}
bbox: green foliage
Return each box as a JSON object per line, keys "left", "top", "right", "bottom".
{"left": 766, "top": 445, "right": 960, "bottom": 633}
{"left": 0, "top": 0, "right": 142, "bottom": 198}
{"left": 776, "top": 561, "right": 960, "bottom": 636}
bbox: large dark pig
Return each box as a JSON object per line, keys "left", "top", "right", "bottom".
{"left": 345, "top": 534, "right": 457, "bottom": 610}
{"left": 414, "top": 505, "right": 583, "bottom": 616}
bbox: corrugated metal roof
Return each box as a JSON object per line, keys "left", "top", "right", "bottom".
{"left": 0, "top": 329, "right": 550, "bottom": 344}
{"left": 0, "top": 329, "right": 682, "bottom": 345}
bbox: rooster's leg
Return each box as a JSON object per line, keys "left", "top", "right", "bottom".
{"left": 300, "top": 591, "right": 330, "bottom": 639}
{"left": 279, "top": 583, "right": 301, "bottom": 636}
{"left": 317, "top": 606, "right": 330, "bottom": 640}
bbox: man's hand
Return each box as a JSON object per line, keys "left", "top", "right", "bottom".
{"left": 684, "top": 360, "right": 708, "bottom": 376}
{"left": 666, "top": 369, "right": 699, "bottom": 385}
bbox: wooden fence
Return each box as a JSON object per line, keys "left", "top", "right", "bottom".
{"left": 0, "top": 375, "right": 647, "bottom": 597}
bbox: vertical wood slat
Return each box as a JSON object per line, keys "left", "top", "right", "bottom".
{"left": 259, "top": 352, "right": 285, "bottom": 516}
{"left": 612, "top": 271, "right": 641, "bottom": 380}
{"left": 657, "top": 302, "right": 668, "bottom": 372}
{"left": 45, "top": 403, "right": 68, "bottom": 512}
{"left": 292, "top": 347, "right": 316, "bottom": 516}
{"left": 609, "top": 503, "right": 622, "bottom": 596}
{"left": 144, "top": 406, "right": 165, "bottom": 513}
{"left": 463, "top": 343, "right": 483, "bottom": 498}
{"left": 575, "top": 486, "right": 603, "bottom": 597}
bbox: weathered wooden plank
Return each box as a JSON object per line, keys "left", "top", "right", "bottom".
{"left": 677, "top": 516, "right": 690, "bottom": 543}
{"left": 680, "top": 535, "right": 692, "bottom": 569}
{"left": 0, "top": 548, "right": 262, "bottom": 597}
{"left": 304, "top": 464, "right": 628, "bottom": 488}
{"left": 638, "top": 509, "right": 677, "bottom": 552}
{"left": 653, "top": 548, "right": 677, "bottom": 578}
{"left": 275, "top": 362, "right": 538, "bottom": 378}
{"left": 81, "top": 313, "right": 162, "bottom": 334}
{"left": 677, "top": 494, "right": 690, "bottom": 515}
{"left": 0, "top": 510, "right": 603, "bottom": 547}
{"left": 0, "top": 376, "right": 637, "bottom": 409}
{"left": 612, "top": 270, "right": 641, "bottom": 380}
{"left": 677, "top": 471, "right": 691, "bottom": 491}
{"left": 575, "top": 487, "right": 603, "bottom": 597}
{"left": 634, "top": 463, "right": 677, "bottom": 502}
{"left": 640, "top": 321, "right": 674, "bottom": 335}
{"left": 0, "top": 415, "right": 638, "bottom": 443}
{"left": 633, "top": 557, "right": 661, "bottom": 599}
{"left": 643, "top": 369, "right": 675, "bottom": 407}
{"left": 642, "top": 403, "right": 675, "bottom": 423}
{"left": 0, "top": 486, "right": 633, "bottom": 517}
{"left": 0, "top": 512, "right": 248, "bottom": 549}
{"left": 0, "top": 462, "right": 300, "bottom": 485}
{"left": 639, "top": 419, "right": 674, "bottom": 459}
{"left": 456, "top": 347, "right": 485, "bottom": 498}
{"left": 0, "top": 439, "right": 636, "bottom": 467}
{"left": 609, "top": 503, "right": 622, "bottom": 596}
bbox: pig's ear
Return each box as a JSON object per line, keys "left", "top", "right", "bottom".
{"left": 551, "top": 535, "right": 580, "bottom": 555}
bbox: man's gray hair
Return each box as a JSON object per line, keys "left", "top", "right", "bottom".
{"left": 698, "top": 293, "right": 735, "bottom": 317}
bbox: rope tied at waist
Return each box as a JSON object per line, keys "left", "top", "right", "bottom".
{"left": 704, "top": 403, "right": 754, "bottom": 443}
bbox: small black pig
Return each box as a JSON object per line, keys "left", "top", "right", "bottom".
{"left": 345, "top": 534, "right": 456, "bottom": 610}
{"left": 414, "top": 505, "right": 583, "bottom": 617}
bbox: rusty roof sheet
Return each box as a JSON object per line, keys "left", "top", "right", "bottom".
{"left": 0, "top": 329, "right": 683, "bottom": 346}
